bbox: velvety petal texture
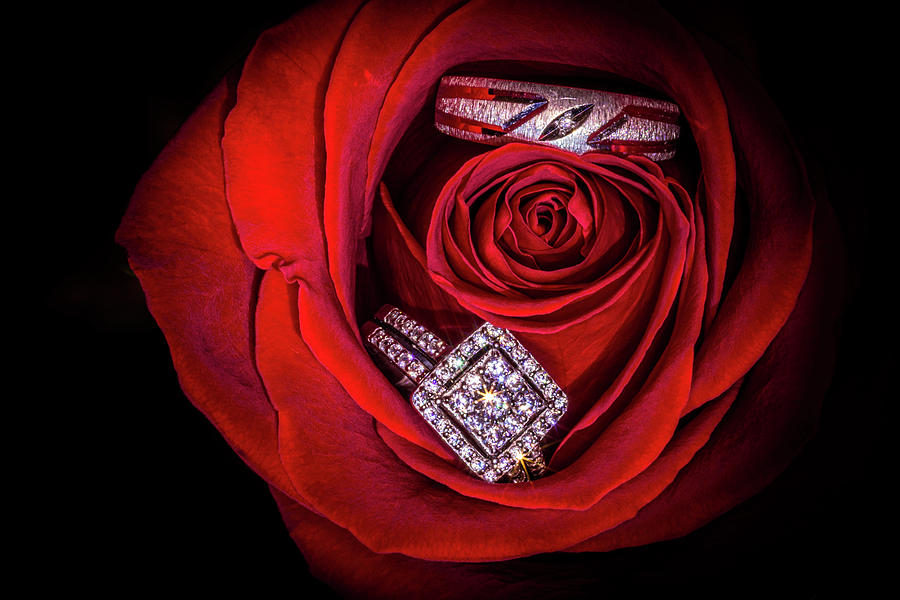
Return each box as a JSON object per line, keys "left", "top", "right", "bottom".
{"left": 118, "top": 0, "right": 846, "bottom": 595}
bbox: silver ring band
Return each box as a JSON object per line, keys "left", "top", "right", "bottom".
{"left": 435, "top": 75, "right": 681, "bottom": 161}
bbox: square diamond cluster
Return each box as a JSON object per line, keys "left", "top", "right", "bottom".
{"left": 411, "top": 323, "right": 567, "bottom": 482}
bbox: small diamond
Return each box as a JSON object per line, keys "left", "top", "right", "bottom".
{"left": 465, "top": 413, "right": 485, "bottom": 433}
{"left": 553, "top": 395, "right": 567, "bottom": 411}
{"left": 471, "top": 457, "right": 488, "bottom": 473}
{"left": 533, "top": 371, "right": 551, "bottom": 386}
{"left": 423, "top": 377, "right": 441, "bottom": 394}
{"left": 460, "top": 341, "right": 476, "bottom": 356}
{"left": 483, "top": 469, "right": 500, "bottom": 482}
{"left": 407, "top": 361, "right": 426, "bottom": 380}
{"left": 486, "top": 356, "right": 507, "bottom": 377}
{"left": 471, "top": 332, "right": 488, "bottom": 347}
{"left": 504, "top": 414, "right": 522, "bottom": 431}
{"left": 463, "top": 371, "right": 480, "bottom": 389}
{"left": 515, "top": 391, "right": 540, "bottom": 418}
{"left": 388, "top": 343, "right": 404, "bottom": 360}
{"left": 556, "top": 115, "right": 576, "bottom": 134}
{"left": 446, "top": 430, "right": 463, "bottom": 448}
{"left": 483, "top": 324, "right": 501, "bottom": 338}
{"left": 422, "top": 406, "right": 440, "bottom": 423}
{"left": 397, "top": 352, "right": 413, "bottom": 369}
{"left": 448, "top": 354, "right": 466, "bottom": 371}
{"left": 496, "top": 454, "right": 514, "bottom": 473}
{"left": 522, "top": 358, "right": 539, "bottom": 373}
{"left": 460, "top": 446, "right": 476, "bottom": 461}
{"left": 412, "top": 392, "right": 428, "bottom": 409}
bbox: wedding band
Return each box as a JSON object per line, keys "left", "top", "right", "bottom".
{"left": 364, "top": 305, "right": 568, "bottom": 483}
{"left": 435, "top": 75, "right": 680, "bottom": 161}
{"left": 361, "top": 306, "right": 449, "bottom": 393}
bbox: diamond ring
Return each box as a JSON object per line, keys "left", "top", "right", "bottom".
{"left": 435, "top": 75, "right": 681, "bottom": 161}
{"left": 363, "top": 306, "right": 568, "bottom": 483}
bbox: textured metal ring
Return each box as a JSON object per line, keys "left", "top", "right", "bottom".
{"left": 435, "top": 74, "right": 681, "bottom": 161}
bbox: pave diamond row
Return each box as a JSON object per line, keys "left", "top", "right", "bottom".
{"left": 381, "top": 307, "right": 448, "bottom": 360}
{"left": 411, "top": 322, "right": 568, "bottom": 482}
{"left": 366, "top": 326, "right": 429, "bottom": 383}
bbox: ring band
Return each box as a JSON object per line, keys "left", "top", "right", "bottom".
{"left": 435, "top": 75, "right": 681, "bottom": 161}
{"left": 364, "top": 305, "right": 567, "bottom": 483}
{"left": 362, "top": 306, "right": 449, "bottom": 393}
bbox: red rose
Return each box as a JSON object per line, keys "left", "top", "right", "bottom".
{"left": 118, "top": 0, "right": 846, "bottom": 596}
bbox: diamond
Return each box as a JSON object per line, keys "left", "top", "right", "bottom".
{"left": 460, "top": 446, "right": 476, "bottom": 461}
{"left": 496, "top": 454, "right": 514, "bottom": 473}
{"left": 407, "top": 361, "right": 426, "bottom": 381}
{"left": 464, "top": 412, "right": 485, "bottom": 433}
{"left": 542, "top": 412, "right": 558, "bottom": 429}
{"left": 556, "top": 115, "right": 576, "bottom": 133}
{"left": 423, "top": 406, "right": 440, "bottom": 423}
{"left": 448, "top": 353, "right": 466, "bottom": 371}
{"left": 446, "top": 430, "right": 464, "bottom": 448}
{"left": 499, "top": 333, "right": 516, "bottom": 352}
{"left": 397, "top": 352, "right": 413, "bottom": 369}
{"left": 553, "top": 394, "right": 567, "bottom": 411}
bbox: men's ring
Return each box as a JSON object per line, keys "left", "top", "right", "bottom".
{"left": 435, "top": 74, "right": 681, "bottom": 161}
{"left": 363, "top": 305, "right": 568, "bottom": 483}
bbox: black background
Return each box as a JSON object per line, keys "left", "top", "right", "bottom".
{"left": 51, "top": 1, "right": 888, "bottom": 596}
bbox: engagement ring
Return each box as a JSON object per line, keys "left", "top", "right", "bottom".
{"left": 363, "top": 306, "right": 568, "bottom": 483}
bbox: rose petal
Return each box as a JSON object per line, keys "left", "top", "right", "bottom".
{"left": 571, "top": 196, "right": 845, "bottom": 550}
{"left": 116, "top": 76, "right": 296, "bottom": 496}
{"left": 685, "top": 32, "right": 816, "bottom": 412}
{"left": 222, "top": 0, "right": 451, "bottom": 456}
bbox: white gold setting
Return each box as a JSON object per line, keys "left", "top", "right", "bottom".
{"left": 410, "top": 322, "right": 567, "bottom": 482}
